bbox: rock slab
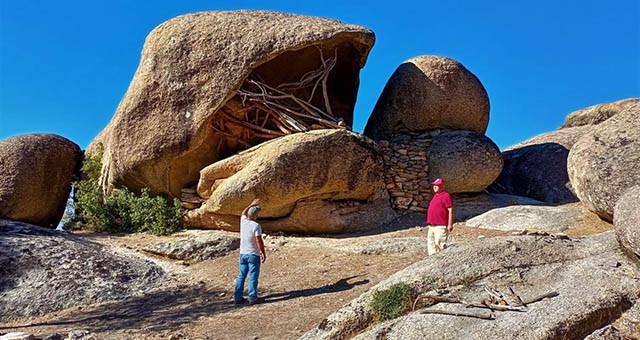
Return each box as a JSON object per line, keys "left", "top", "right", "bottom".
{"left": 0, "top": 219, "right": 165, "bottom": 322}
{"left": 143, "top": 230, "right": 240, "bottom": 262}
{"left": 465, "top": 205, "right": 583, "bottom": 232}
{"left": 301, "top": 232, "right": 640, "bottom": 340}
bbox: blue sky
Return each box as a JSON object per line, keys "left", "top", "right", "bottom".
{"left": 1, "top": 0, "right": 638, "bottom": 150}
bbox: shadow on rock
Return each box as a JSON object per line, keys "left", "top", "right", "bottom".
{"left": 261, "top": 275, "right": 369, "bottom": 304}
{"left": 1, "top": 285, "right": 237, "bottom": 333}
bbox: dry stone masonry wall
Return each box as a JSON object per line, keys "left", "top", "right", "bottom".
{"left": 379, "top": 132, "right": 433, "bottom": 213}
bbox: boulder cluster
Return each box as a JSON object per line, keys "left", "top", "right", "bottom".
{"left": 365, "top": 56, "right": 502, "bottom": 214}
{"left": 1, "top": 9, "right": 639, "bottom": 339}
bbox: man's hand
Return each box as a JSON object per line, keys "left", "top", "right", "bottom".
{"left": 251, "top": 198, "right": 261, "bottom": 206}
{"left": 260, "top": 252, "right": 266, "bottom": 263}
{"left": 447, "top": 224, "right": 454, "bottom": 233}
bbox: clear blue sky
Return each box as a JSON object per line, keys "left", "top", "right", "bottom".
{"left": 1, "top": 0, "right": 638, "bottom": 150}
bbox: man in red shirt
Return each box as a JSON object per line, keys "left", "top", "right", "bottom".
{"left": 426, "top": 178, "right": 454, "bottom": 255}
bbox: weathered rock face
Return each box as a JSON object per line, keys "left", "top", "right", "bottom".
{"left": 568, "top": 103, "right": 640, "bottom": 221}
{"left": 0, "top": 134, "right": 81, "bottom": 227}
{"left": 561, "top": 98, "right": 639, "bottom": 129}
{"left": 614, "top": 186, "right": 640, "bottom": 260}
{"left": 142, "top": 230, "right": 240, "bottom": 262}
{"left": 0, "top": 219, "right": 165, "bottom": 321}
{"left": 585, "top": 301, "right": 640, "bottom": 340}
{"left": 427, "top": 130, "right": 502, "bottom": 193}
{"left": 488, "top": 126, "right": 593, "bottom": 204}
{"left": 465, "top": 205, "right": 583, "bottom": 232}
{"left": 364, "top": 55, "right": 490, "bottom": 141}
{"left": 90, "top": 10, "right": 375, "bottom": 198}
{"left": 184, "top": 129, "right": 396, "bottom": 234}
{"left": 301, "top": 232, "right": 640, "bottom": 340}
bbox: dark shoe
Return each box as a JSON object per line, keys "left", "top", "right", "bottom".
{"left": 234, "top": 298, "right": 248, "bottom": 305}
{"left": 248, "top": 297, "right": 263, "bottom": 305}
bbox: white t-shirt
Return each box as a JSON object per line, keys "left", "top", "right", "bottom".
{"left": 240, "top": 215, "right": 263, "bottom": 256}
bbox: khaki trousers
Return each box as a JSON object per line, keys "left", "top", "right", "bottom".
{"left": 427, "top": 225, "right": 448, "bottom": 255}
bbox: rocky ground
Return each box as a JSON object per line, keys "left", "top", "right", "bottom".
{"left": 0, "top": 210, "right": 614, "bottom": 340}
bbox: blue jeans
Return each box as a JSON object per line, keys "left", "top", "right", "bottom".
{"left": 234, "top": 254, "right": 261, "bottom": 303}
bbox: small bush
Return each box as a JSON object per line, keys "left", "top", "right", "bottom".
{"left": 73, "top": 145, "right": 184, "bottom": 235}
{"left": 370, "top": 283, "right": 417, "bottom": 321}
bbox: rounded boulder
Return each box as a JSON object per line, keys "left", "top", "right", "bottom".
{"left": 364, "top": 55, "right": 490, "bottom": 141}
{"left": 427, "top": 130, "right": 502, "bottom": 193}
{"left": 568, "top": 103, "right": 640, "bottom": 221}
{"left": 488, "top": 126, "right": 593, "bottom": 204}
{"left": 185, "top": 129, "right": 395, "bottom": 234}
{"left": 0, "top": 134, "right": 81, "bottom": 227}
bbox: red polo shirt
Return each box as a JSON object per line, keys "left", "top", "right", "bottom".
{"left": 426, "top": 191, "right": 453, "bottom": 226}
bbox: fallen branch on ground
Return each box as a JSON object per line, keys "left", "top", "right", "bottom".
{"left": 420, "top": 308, "right": 495, "bottom": 320}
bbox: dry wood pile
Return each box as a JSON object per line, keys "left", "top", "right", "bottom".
{"left": 413, "top": 286, "right": 559, "bottom": 320}
{"left": 211, "top": 49, "right": 348, "bottom": 155}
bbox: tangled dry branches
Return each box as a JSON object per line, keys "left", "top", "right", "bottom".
{"left": 211, "top": 48, "right": 347, "bottom": 155}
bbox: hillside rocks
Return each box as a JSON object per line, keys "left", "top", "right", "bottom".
{"left": 0, "top": 134, "right": 81, "bottom": 228}
{"left": 301, "top": 232, "right": 640, "bottom": 340}
{"left": 568, "top": 102, "right": 640, "bottom": 221}
{"left": 364, "top": 55, "right": 489, "bottom": 141}
{"left": 184, "top": 129, "right": 395, "bottom": 234}
{"left": 561, "top": 98, "right": 639, "bottom": 129}
{"left": 0, "top": 219, "right": 165, "bottom": 321}
{"left": 614, "top": 186, "right": 640, "bottom": 259}
{"left": 488, "top": 126, "right": 593, "bottom": 204}
{"left": 90, "top": 10, "right": 375, "bottom": 198}
{"left": 142, "top": 230, "right": 240, "bottom": 262}
{"left": 465, "top": 205, "right": 582, "bottom": 232}
{"left": 427, "top": 130, "right": 502, "bottom": 193}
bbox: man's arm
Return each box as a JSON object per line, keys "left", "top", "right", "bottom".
{"left": 447, "top": 207, "right": 454, "bottom": 232}
{"left": 256, "top": 234, "right": 266, "bottom": 263}
{"left": 242, "top": 198, "right": 261, "bottom": 217}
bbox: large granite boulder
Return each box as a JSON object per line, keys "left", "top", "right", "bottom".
{"left": 0, "top": 134, "right": 81, "bottom": 227}
{"left": 184, "top": 129, "right": 396, "bottom": 234}
{"left": 0, "top": 219, "right": 165, "bottom": 321}
{"left": 465, "top": 205, "right": 583, "bottom": 232}
{"left": 561, "top": 98, "right": 639, "bottom": 129}
{"left": 364, "top": 56, "right": 489, "bottom": 141}
{"left": 427, "top": 130, "right": 502, "bottom": 193}
{"left": 488, "top": 126, "right": 593, "bottom": 204}
{"left": 568, "top": 103, "right": 640, "bottom": 221}
{"left": 90, "top": 11, "right": 375, "bottom": 198}
{"left": 614, "top": 185, "right": 640, "bottom": 260}
{"left": 301, "top": 232, "right": 640, "bottom": 340}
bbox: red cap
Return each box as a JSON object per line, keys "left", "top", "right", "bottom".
{"left": 431, "top": 178, "right": 444, "bottom": 185}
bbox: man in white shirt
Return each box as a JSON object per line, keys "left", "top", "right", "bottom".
{"left": 234, "top": 198, "right": 266, "bottom": 305}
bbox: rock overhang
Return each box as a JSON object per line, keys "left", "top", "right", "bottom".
{"left": 91, "top": 10, "right": 375, "bottom": 198}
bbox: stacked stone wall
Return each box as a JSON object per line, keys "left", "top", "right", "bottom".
{"left": 379, "top": 133, "right": 433, "bottom": 213}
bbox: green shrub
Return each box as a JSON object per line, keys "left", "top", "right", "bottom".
{"left": 370, "top": 283, "right": 417, "bottom": 321}
{"left": 73, "top": 145, "right": 184, "bottom": 235}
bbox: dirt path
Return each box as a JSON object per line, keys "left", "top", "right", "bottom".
{"left": 0, "top": 215, "right": 611, "bottom": 340}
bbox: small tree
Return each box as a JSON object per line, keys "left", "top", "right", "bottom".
{"left": 73, "top": 144, "right": 185, "bottom": 235}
